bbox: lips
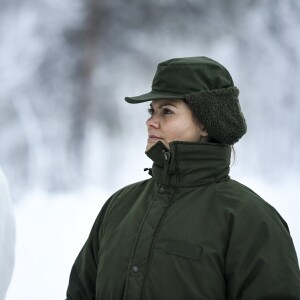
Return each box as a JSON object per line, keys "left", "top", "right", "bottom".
{"left": 148, "top": 135, "right": 160, "bottom": 139}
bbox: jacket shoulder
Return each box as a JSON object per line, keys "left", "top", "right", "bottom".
{"left": 217, "top": 178, "right": 277, "bottom": 210}
{"left": 112, "top": 178, "right": 153, "bottom": 199}
{"left": 216, "top": 179, "right": 289, "bottom": 231}
{"left": 103, "top": 178, "right": 154, "bottom": 217}
{"left": 91, "top": 179, "right": 153, "bottom": 229}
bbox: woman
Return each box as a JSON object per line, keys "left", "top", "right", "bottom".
{"left": 66, "top": 56, "right": 300, "bottom": 299}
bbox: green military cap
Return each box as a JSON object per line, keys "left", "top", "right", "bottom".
{"left": 125, "top": 56, "right": 247, "bottom": 145}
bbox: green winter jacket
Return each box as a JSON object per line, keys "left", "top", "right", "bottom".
{"left": 66, "top": 141, "right": 300, "bottom": 300}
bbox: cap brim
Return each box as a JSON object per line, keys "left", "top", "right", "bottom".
{"left": 125, "top": 90, "right": 186, "bottom": 103}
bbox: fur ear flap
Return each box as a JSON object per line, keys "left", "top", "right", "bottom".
{"left": 185, "top": 87, "right": 247, "bottom": 145}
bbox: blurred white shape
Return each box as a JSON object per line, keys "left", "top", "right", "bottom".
{"left": 0, "top": 168, "right": 15, "bottom": 300}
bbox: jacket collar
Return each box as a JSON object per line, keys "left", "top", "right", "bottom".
{"left": 145, "top": 141, "right": 231, "bottom": 187}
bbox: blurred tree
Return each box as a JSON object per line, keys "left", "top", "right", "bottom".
{"left": 0, "top": 0, "right": 299, "bottom": 196}
{"left": 68, "top": 0, "right": 103, "bottom": 177}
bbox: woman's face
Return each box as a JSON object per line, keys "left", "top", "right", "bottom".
{"left": 146, "top": 99, "right": 207, "bottom": 151}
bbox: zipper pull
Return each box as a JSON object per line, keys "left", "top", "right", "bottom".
{"left": 162, "top": 149, "right": 170, "bottom": 161}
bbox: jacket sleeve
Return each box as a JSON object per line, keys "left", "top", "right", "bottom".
{"left": 65, "top": 196, "right": 113, "bottom": 300}
{"left": 224, "top": 194, "right": 300, "bottom": 300}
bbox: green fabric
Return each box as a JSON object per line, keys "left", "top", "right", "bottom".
{"left": 124, "top": 56, "right": 247, "bottom": 144}
{"left": 66, "top": 142, "right": 300, "bottom": 300}
{"left": 125, "top": 56, "right": 234, "bottom": 103}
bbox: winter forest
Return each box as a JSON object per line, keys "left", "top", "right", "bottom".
{"left": 1, "top": 0, "right": 300, "bottom": 299}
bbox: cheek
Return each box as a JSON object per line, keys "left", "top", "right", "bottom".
{"left": 180, "top": 122, "right": 203, "bottom": 141}
{"left": 165, "top": 121, "right": 201, "bottom": 143}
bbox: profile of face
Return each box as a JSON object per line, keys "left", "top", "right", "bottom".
{"left": 146, "top": 99, "right": 208, "bottom": 151}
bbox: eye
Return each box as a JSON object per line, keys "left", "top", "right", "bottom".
{"left": 148, "top": 107, "right": 154, "bottom": 115}
{"left": 163, "top": 108, "right": 173, "bottom": 114}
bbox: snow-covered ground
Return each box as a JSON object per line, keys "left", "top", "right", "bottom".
{"left": 5, "top": 188, "right": 110, "bottom": 300}
{"left": 5, "top": 177, "right": 300, "bottom": 300}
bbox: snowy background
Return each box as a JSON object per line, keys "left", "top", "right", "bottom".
{"left": 1, "top": 0, "right": 300, "bottom": 299}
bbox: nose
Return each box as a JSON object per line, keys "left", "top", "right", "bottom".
{"left": 146, "top": 114, "right": 159, "bottom": 128}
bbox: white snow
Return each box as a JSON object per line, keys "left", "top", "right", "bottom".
{"left": 5, "top": 187, "right": 109, "bottom": 300}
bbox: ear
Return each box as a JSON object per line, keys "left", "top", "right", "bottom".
{"left": 201, "top": 126, "right": 208, "bottom": 137}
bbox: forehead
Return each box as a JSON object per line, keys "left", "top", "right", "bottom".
{"left": 150, "top": 99, "right": 183, "bottom": 107}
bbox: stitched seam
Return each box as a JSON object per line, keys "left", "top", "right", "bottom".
{"left": 122, "top": 188, "right": 159, "bottom": 300}
{"left": 140, "top": 191, "right": 175, "bottom": 298}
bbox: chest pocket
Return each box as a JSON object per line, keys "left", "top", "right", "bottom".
{"left": 165, "top": 240, "right": 202, "bottom": 261}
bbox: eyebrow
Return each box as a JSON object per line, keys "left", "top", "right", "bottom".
{"left": 150, "top": 102, "right": 177, "bottom": 109}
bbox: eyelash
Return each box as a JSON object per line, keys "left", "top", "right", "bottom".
{"left": 148, "top": 108, "right": 154, "bottom": 115}
{"left": 147, "top": 108, "right": 173, "bottom": 115}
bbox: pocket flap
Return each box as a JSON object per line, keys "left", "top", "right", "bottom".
{"left": 165, "top": 240, "right": 202, "bottom": 261}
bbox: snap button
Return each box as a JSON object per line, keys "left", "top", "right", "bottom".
{"left": 159, "top": 187, "right": 165, "bottom": 194}
{"left": 132, "top": 265, "right": 139, "bottom": 273}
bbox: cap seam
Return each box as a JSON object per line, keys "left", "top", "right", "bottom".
{"left": 161, "top": 63, "right": 227, "bottom": 70}
{"left": 151, "top": 87, "right": 202, "bottom": 94}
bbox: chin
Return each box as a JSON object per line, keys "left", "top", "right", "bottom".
{"left": 146, "top": 140, "right": 158, "bottom": 151}
{"left": 146, "top": 144, "right": 153, "bottom": 152}
{"left": 146, "top": 140, "right": 170, "bottom": 151}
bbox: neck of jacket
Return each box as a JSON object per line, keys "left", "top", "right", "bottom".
{"left": 146, "top": 141, "right": 231, "bottom": 188}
